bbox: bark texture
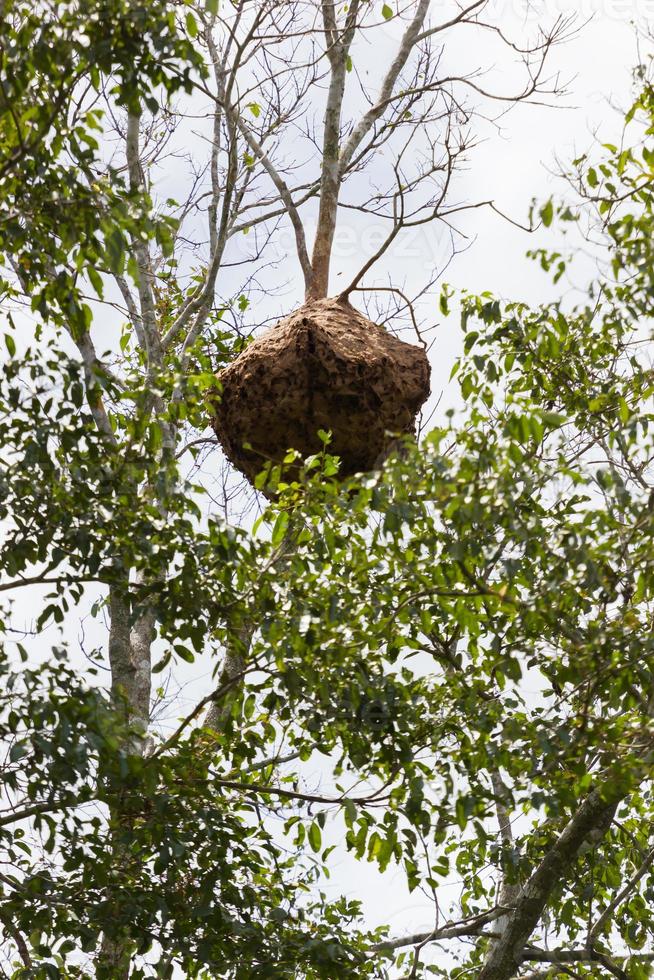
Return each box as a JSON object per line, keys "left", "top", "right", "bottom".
{"left": 477, "top": 788, "right": 621, "bottom": 980}
{"left": 210, "top": 297, "right": 431, "bottom": 486}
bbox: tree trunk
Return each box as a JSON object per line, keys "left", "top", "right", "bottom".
{"left": 477, "top": 789, "right": 620, "bottom": 980}
{"left": 308, "top": 1, "right": 360, "bottom": 300}
{"left": 95, "top": 583, "right": 153, "bottom": 977}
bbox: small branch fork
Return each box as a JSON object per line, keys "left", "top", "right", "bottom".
{"left": 373, "top": 907, "right": 508, "bottom": 952}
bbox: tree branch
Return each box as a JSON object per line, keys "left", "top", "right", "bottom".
{"left": 478, "top": 787, "right": 622, "bottom": 980}
{"left": 308, "top": 0, "right": 361, "bottom": 299}
{"left": 125, "top": 112, "right": 163, "bottom": 370}
{"left": 231, "top": 112, "right": 313, "bottom": 295}
{"left": 338, "top": 0, "right": 431, "bottom": 178}
{"left": 520, "top": 947, "right": 628, "bottom": 980}
{"left": 373, "top": 907, "right": 506, "bottom": 952}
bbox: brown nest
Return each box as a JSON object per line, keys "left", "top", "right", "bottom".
{"left": 210, "top": 297, "right": 431, "bottom": 486}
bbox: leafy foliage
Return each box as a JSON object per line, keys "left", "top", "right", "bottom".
{"left": 0, "top": 0, "right": 200, "bottom": 331}
{"left": 1, "top": 8, "right": 654, "bottom": 978}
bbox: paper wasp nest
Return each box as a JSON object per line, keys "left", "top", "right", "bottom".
{"left": 210, "top": 297, "right": 431, "bottom": 486}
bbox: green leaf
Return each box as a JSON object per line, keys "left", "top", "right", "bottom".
{"left": 540, "top": 199, "right": 554, "bottom": 227}
{"left": 105, "top": 228, "right": 125, "bottom": 275}
{"left": 308, "top": 821, "right": 322, "bottom": 853}
{"left": 381, "top": 2, "right": 393, "bottom": 18}
{"left": 185, "top": 12, "right": 198, "bottom": 38}
{"left": 9, "top": 742, "right": 27, "bottom": 762}
{"left": 152, "top": 651, "right": 173, "bottom": 674}
{"left": 87, "top": 265, "right": 104, "bottom": 299}
{"left": 271, "top": 511, "right": 290, "bottom": 547}
{"left": 173, "top": 644, "right": 195, "bottom": 664}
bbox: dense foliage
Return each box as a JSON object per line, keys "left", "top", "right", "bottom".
{"left": 0, "top": 0, "right": 199, "bottom": 331}
{"left": 1, "top": 1, "right": 654, "bottom": 977}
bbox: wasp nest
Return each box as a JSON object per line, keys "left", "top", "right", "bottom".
{"left": 210, "top": 297, "right": 431, "bottom": 486}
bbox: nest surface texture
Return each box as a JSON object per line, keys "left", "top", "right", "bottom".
{"left": 211, "top": 297, "right": 431, "bottom": 485}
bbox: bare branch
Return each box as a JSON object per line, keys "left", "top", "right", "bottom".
{"left": 71, "top": 331, "right": 118, "bottom": 447}
{"left": 373, "top": 907, "right": 507, "bottom": 952}
{"left": 0, "top": 912, "right": 32, "bottom": 969}
{"left": 210, "top": 776, "right": 392, "bottom": 808}
{"left": 338, "top": 0, "right": 431, "bottom": 178}
{"left": 309, "top": 0, "right": 361, "bottom": 298}
{"left": 414, "top": 0, "right": 487, "bottom": 43}
{"left": 520, "top": 947, "right": 629, "bottom": 980}
{"left": 0, "top": 574, "right": 99, "bottom": 595}
{"left": 232, "top": 112, "right": 313, "bottom": 293}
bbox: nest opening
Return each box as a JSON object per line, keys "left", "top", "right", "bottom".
{"left": 210, "top": 297, "right": 431, "bottom": 487}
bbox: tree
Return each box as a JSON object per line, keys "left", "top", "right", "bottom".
{"left": 3, "top": 3, "right": 654, "bottom": 979}
{"left": 0, "top": 0, "right": 200, "bottom": 334}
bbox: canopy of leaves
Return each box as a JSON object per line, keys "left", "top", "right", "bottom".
{"left": 1, "top": 11, "right": 654, "bottom": 980}
{"left": 0, "top": 0, "right": 201, "bottom": 332}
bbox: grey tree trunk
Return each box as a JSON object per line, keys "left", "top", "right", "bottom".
{"left": 97, "top": 584, "right": 152, "bottom": 978}
{"left": 477, "top": 789, "right": 620, "bottom": 980}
